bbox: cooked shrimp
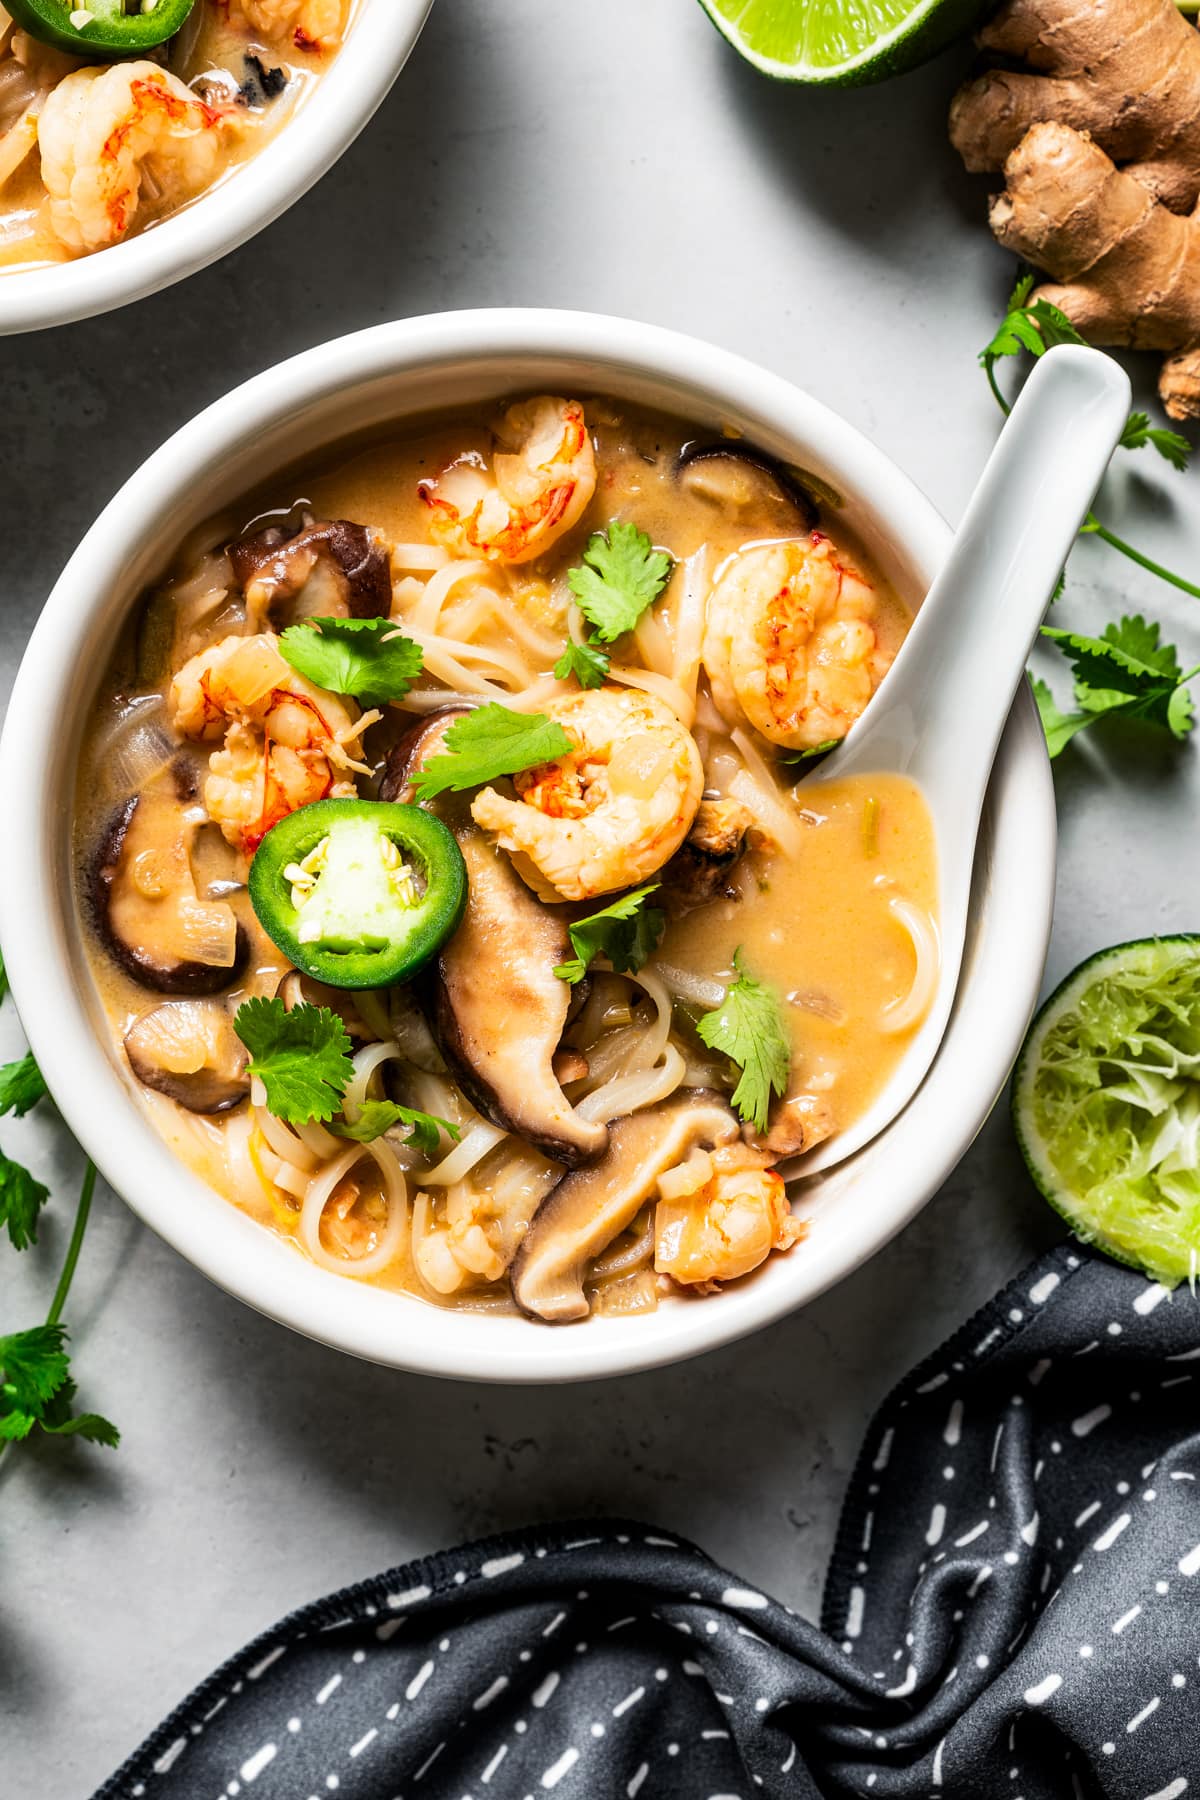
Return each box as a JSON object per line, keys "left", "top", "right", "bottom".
{"left": 38, "top": 63, "right": 227, "bottom": 255}
{"left": 702, "top": 535, "right": 889, "bottom": 752}
{"left": 228, "top": 0, "right": 345, "bottom": 50}
{"left": 471, "top": 686, "right": 703, "bottom": 901}
{"left": 169, "top": 634, "right": 370, "bottom": 854}
{"left": 654, "top": 1143, "right": 804, "bottom": 1287}
{"left": 419, "top": 397, "right": 596, "bottom": 565}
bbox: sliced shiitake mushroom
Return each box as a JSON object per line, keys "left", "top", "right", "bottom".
{"left": 381, "top": 707, "right": 608, "bottom": 1169}
{"left": 228, "top": 517, "right": 392, "bottom": 626}
{"left": 90, "top": 768, "right": 248, "bottom": 995}
{"left": 676, "top": 441, "right": 819, "bottom": 532}
{"left": 124, "top": 999, "right": 249, "bottom": 1114}
{"left": 660, "top": 796, "right": 753, "bottom": 915}
{"left": 511, "top": 1090, "right": 740, "bottom": 1323}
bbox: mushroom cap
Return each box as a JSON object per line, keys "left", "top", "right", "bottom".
{"left": 511, "top": 1089, "right": 740, "bottom": 1323}
{"left": 228, "top": 517, "right": 392, "bottom": 624}
{"left": 124, "top": 999, "right": 249, "bottom": 1113}
{"left": 90, "top": 776, "right": 249, "bottom": 996}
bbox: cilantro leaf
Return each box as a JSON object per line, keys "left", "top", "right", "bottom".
{"left": 782, "top": 737, "right": 843, "bottom": 766}
{"left": 554, "top": 885, "right": 666, "bottom": 985}
{"left": 0, "top": 1049, "right": 47, "bottom": 1119}
{"left": 981, "top": 294, "right": 1087, "bottom": 375}
{"left": 1031, "top": 676, "right": 1093, "bottom": 760}
{"left": 411, "top": 704, "right": 573, "bottom": 801}
{"left": 0, "top": 1322, "right": 69, "bottom": 1414}
{"left": 696, "top": 948, "right": 790, "bottom": 1135}
{"left": 331, "top": 1100, "right": 460, "bottom": 1157}
{"left": 1034, "top": 614, "right": 1200, "bottom": 754}
{"left": 233, "top": 997, "right": 354, "bottom": 1124}
{"left": 554, "top": 636, "right": 610, "bottom": 690}
{"left": 567, "top": 522, "right": 673, "bottom": 643}
{"left": 1006, "top": 270, "right": 1036, "bottom": 312}
{"left": 36, "top": 1377, "right": 119, "bottom": 1446}
{"left": 0, "top": 1150, "right": 50, "bottom": 1251}
{"left": 279, "top": 617, "right": 424, "bottom": 708}
{"left": 1119, "top": 412, "right": 1191, "bottom": 473}
{"left": 0, "top": 945, "right": 8, "bottom": 1007}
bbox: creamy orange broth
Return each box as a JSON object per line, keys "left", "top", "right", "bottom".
{"left": 0, "top": 0, "right": 354, "bottom": 272}
{"left": 73, "top": 399, "right": 936, "bottom": 1314}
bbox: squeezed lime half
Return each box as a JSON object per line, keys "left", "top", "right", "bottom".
{"left": 1013, "top": 936, "right": 1200, "bottom": 1288}
{"left": 696, "top": 0, "right": 986, "bottom": 84}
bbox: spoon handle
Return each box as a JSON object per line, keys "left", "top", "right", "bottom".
{"left": 830, "top": 345, "right": 1132, "bottom": 807}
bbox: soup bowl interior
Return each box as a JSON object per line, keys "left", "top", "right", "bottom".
{"left": 0, "top": 311, "right": 1056, "bottom": 1382}
{"left": 0, "top": 0, "right": 432, "bottom": 335}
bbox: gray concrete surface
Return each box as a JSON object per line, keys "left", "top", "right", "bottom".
{"left": 3, "top": 1, "right": 1199, "bottom": 1792}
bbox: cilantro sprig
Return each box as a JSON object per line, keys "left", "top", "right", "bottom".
{"left": 696, "top": 949, "right": 791, "bottom": 1136}
{"left": 555, "top": 522, "right": 673, "bottom": 690}
{"left": 554, "top": 885, "right": 666, "bottom": 985}
{"left": 411, "top": 704, "right": 573, "bottom": 801}
{"left": 331, "top": 1100, "right": 460, "bottom": 1157}
{"left": 234, "top": 998, "right": 461, "bottom": 1157}
{"left": 279, "top": 616, "right": 424, "bottom": 708}
{"left": 234, "top": 996, "right": 355, "bottom": 1125}
{"left": 1033, "top": 616, "right": 1199, "bottom": 757}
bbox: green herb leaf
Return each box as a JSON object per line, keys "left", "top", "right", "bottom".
{"left": 554, "top": 885, "right": 666, "bottom": 985}
{"left": 0, "top": 1150, "right": 50, "bottom": 1251}
{"left": 411, "top": 703, "right": 573, "bottom": 801}
{"left": 279, "top": 617, "right": 424, "bottom": 708}
{"left": 0, "top": 1049, "right": 47, "bottom": 1119}
{"left": 1042, "top": 615, "right": 1199, "bottom": 738}
{"left": 567, "top": 522, "right": 673, "bottom": 643}
{"left": 1031, "top": 676, "right": 1093, "bottom": 760}
{"left": 233, "top": 997, "right": 354, "bottom": 1124}
{"left": 980, "top": 295, "right": 1088, "bottom": 375}
{"left": 0, "top": 1322, "right": 70, "bottom": 1414}
{"left": 36, "top": 1377, "right": 119, "bottom": 1446}
{"left": 554, "top": 636, "right": 610, "bottom": 690}
{"left": 1120, "top": 411, "right": 1192, "bottom": 472}
{"left": 696, "top": 948, "right": 790, "bottom": 1135}
{"left": 331, "top": 1100, "right": 460, "bottom": 1157}
{"left": 0, "top": 945, "right": 9, "bottom": 1007}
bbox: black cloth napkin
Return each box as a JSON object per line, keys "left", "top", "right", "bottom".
{"left": 95, "top": 1243, "right": 1200, "bottom": 1800}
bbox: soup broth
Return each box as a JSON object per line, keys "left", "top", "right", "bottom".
{"left": 74, "top": 395, "right": 938, "bottom": 1324}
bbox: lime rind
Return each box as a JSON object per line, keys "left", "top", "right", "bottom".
{"left": 1013, "top": 936, "right": 1200, "bottom": 1289}
{"left": 697, "top": 0, "right": 985, "bottom": 85}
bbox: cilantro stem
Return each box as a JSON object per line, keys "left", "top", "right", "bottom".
{"left": 1085, "top": 521, "right": 1200, "bottom": 602}
{"left": 47, "top": 1160, "right": 96, "bottom": 1329}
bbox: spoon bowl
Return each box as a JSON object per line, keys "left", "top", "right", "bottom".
{"left": 798, "top": 346, "right": 1132, "bottom": 1174}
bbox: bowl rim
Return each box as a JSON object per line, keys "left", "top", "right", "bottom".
{"left": 0, "top": 309, "right": 1057, "bottom": 1382}
{"left": 0, "top": 0, "right": 432, "bottom": 335}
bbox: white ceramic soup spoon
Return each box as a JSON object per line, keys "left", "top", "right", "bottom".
{"left": 795, "top": 344, "right": 1132, "bottom": 1175}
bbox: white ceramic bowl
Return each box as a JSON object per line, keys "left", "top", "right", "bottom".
{"left": 0, "top": 0, "right": 431, "bottom": 334}
{"left": 0, "top": 311, "right": 1056, "bottom": 1381}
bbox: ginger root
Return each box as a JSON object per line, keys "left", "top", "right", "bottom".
{"left": 950, "top": 0, "right": 1200, "bottom": 420}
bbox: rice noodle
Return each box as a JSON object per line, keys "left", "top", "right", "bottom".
{"left": 343, "top": 1040, "right": 404, "bottom": 1115}
{"left": 607, "top": 661, "right": 696, "bottom": 726}
{"left": 421, "top": 1117, "right": 508, "bottom": 1186}
{"left": 254, "top": 1099, "right": 319, "bottom": 1172}
{"left": 406, "top": 624, "right": 532, "bottom": 686}
{"left": 408, "top": 560, "right": 494, "bottom": 631}
{"left": 576, "top": 1042, "right": 686, "bottom": 1125}
{"left": 293, "top": 1119, "right": 341, "bottom": 1159}
{"left": 880, "top": 897, "right": 940, "bottom": 1034}
{"left": 300, "top": 1138, "right": 408, "bottom": 1279}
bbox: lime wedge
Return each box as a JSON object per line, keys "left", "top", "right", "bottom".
{"left": 1013, "top": 936, "right": 1200, "bottom": 1288}
{"left": 697, "top": 0, "right": 987, "bottom": 84}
